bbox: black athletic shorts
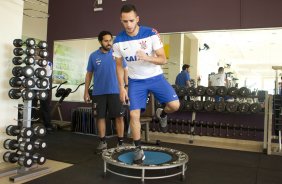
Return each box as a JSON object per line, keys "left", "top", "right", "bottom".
{"left": 92, "top": 94, "right": 123, "bottom": 119}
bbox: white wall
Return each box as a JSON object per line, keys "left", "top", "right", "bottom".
{"left": 0, "top": 0, "right": 24, "bottom": 162}
{"left": 22, "top": 0, "right": 49, "bottom": 40}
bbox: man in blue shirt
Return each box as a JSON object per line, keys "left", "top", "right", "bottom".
{"left": 84, "top": 31, "right": 127, "bottom": 153}
{"left": 175, "top": 64, "right": 191, "bottom": 87}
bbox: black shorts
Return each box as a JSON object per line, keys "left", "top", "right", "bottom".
{"left": 92, "top": 94, "right": 123, "bottom": 119}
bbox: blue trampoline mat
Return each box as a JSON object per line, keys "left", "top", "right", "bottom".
{"left": 118, "top": 151, "right": 172, "bottom": 165}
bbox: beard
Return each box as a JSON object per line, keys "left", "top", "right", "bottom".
{"left": 101, "top": 44, "right": 111, "bottom": 51}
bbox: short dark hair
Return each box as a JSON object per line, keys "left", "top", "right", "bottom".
{"left": 182, "top": 64, "right": 190, "bottom": 70}
{"left": 120, "top": 4, "right": 137, "bottom": 14}
{"left": 98, "top": 31, "right": 112, "bottom": 42}
{"left": 218, "top": 67, "right": 224, "bottom": 73}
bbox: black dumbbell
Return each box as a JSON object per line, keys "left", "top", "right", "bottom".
{"left": 37, "top": 41, "right": 48, "bottom": 49}
{"left": 34, "top": 139, "right": 47, "bottom": 149}
{"left": 32, "top": 153, "right": 46, "bottom": 165}
{"left": 206, "top": 121, "right": 210, "bottom": 136}
{"left": 168, "top": 118, "right": 174, "bottom": 133}
{"left": 191, "top": 120, "right": 196, "bottom": 135}
{"left": 226, "top": 102, "right": 239, "bottom": 113}
{"left": 215, "top": 101, "right": 226, "bottom": 112}
{"left": 33, "top": 125, "right": 47, "bottom": 137}
{"left": 228, "top": 87, "right": 238, "bottom": 96}
{"left": 175, "top": 119, "right": 180, "bottom": 134}
{"left": 193, "top": 101, "right": 204, "bottom": 111}
{"left": 13, "top": 47, "right": 35, "bottom": 56}
{"left": 9, "top": 77, "right": 35, "bottom": 88}
{"left": 239, "top": 87, "right": 250, "bottom": 97}
{"left": 36, "top": 58, "right": 48, "bottom": 67}
{"left": 216, "top": 86, "right": 228, "bottom": 96}
{"left": 239, "top": 125, "right": 244, "bottom": 136}
{"left": 12, "top": 66, "right": 34, "bottom": 78}
{"left": 35, "top": 90, "right": 49, "bottom": 100}
{"left": 184, "top": 100, "right": 194, "bottom": 111}
{"left": 195, "top": 86, "right": 206, "bottom": 96}
{"left": 3, "top": 139, "right": 33, "bottom": 152}
{"left": 238, "top": 103, "right": 250, "bottom": 113}
{"left": 233, "top": 124, "right": 237, "bottom": 136}
{"left": 6, "top": 125, "right": 34, "bottom": 138}
{"left": 12, "top": 56, "right": 35, "bottom": 65}
{"left": 13, "top": 38, "right": 36, "bottom": 47}
{"left": 204, "top": 101, "right": 215, "bottom": 112}
{"left": 8, "top": 88, "right": 35, "bottom": 100}
{"left": 205, "top": 86, "right": 217, "bottom": 96}
{"left": 247, "top": 125, "right": 250, "bottom": 136}
{"left": 36, "top": 78, "right": 49, "bottom": 88}
{"left": 34, "top": 68, "right": 47, "bottom": 78}
{"left": 187, "top": 87, "right": 196, "bottom": 96}
{"left": 38, "top": 49, "right": 48, "bottom": 58}
{"left": 219, "top": 123, "right": 223, "bottom": 136}
{"left": 3, "top": 151, "right": 33, "bottom": 167}
{"left": 187, "top": 120, "right": 192, "bottom": 134}
{"left": 249, "top": 103, "right": 262, "bottom": 113}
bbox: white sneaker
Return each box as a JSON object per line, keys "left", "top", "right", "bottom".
{"left": 156, "top": 108, "right": 168, "bottom": 128}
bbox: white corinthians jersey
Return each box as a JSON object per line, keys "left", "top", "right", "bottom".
{"left": 113, "top": 26, "right": 164, "bottom": 79}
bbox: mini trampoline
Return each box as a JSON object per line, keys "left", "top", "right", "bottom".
{"left": 102, "top": 146, "right": 189, "bottom": 182}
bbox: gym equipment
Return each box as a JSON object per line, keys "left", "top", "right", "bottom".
{"left": 12, "top": 56, "right": 35, "bottom": 65}
{"left": 193, "top": 101, "right": 204, "bottom": 111}
{"left": 13, "top": 38, "right": 36, "bottom": 47}
{"left": 9, "top": 89, "right": 35, "bottom": 100}
{"left": 6, "top": 125, "right": 34, "bottom": 138}
{"left": 199, "top": 121, "right": 204, "bottom": 136}
{"left": 35, "top": 90, "right": 48, "bottom": 100}
{"left": 36, "top": 78, "right": 49, "bottom": 88}
{"left": 187, "top": 87, "right": 196, "bottom": 96}
{"left": 195, "top": 86, "right": 206, "bottom": 96}
{"left": 37, "top": 49, "right": 48, "bottom": 58}
{"left": 13, "top": 47, "right": 35, "bottom": 56}
{"left": 215, "top": 101, "right": 226, "bottom": 112}
{"left": 238, "top": 87, "right": 251, "bottom": 97}
{"left": 177, "top": 86, "right": 187, "bottom": 97}
{"left": 34, "top": 139, "right": 47, "bottom": 149}
{"left": 216, "top": 86, "right": 228, "bottom": 96}
{"left": 31, "top": 153, "right": 46, "bottom": 165}
{"left": 34, "top": 68, "right": 47, "bottom": 78}
{"left": 33, "top": 125, "right": 47, "bottom": 137}
{"left": 212, "top": 122, "right": 217, "bottom": 136}
{"left": 37, "top": 41, "right": 48, "bottom": 49}
{"left": 102, "top": 146, "right": 189, "bottom": 182}
{"left": 36, "top": 58, "right": 48, "bottom": 67}
{"left": 180, "top": 119, "right": 186, "bottom": 134}
{"left": 206, "top": 122, "right": 210, "bottom": 136}
{"left": 219, "top": 123, "right": 223, "bottom": 136}
{"left": 226, "top": 123, "right": 230, "bottom": 137}
{"left": 204, "top": 101, "right": 215, "bottom": 112}
{"left": 3, "top": 139, "right": 33, "bottom": 152}
{"left": 3, "top": 151, "right": 33, "bottom": 168}
{"left": 228, "top": 87, "right": 239, "bottom": 96}
{"left": 205, "top": 86, "right": 217, "bottom": 96}
{"left": 51, "top": 82, "right": 85, "bottom": 129}
{"left": 184, "top": 100, "right": 194, "bottom": 111}
{"left": 9, "top": 77, "right": 35, "bottom": 88}
{"left": 178, "top": 100, "right": 186, "bottom": 111}
{"left": 249, "top": 103, "right": 262, "bottom": 113}
{"left": 238, "top": 103, "right": 250, "bottom": 113}
{"left": 226, "top": 102, "right": 239, "bottom": 113}
{"left": 12, "top": 66, "right": 34, "bottom": 78}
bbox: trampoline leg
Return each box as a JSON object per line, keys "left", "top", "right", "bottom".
{"left": 103, "top": 161, "right": 107, "bottom": 177}
{"left": 141, "top": 168, "right": 145, "bottom": 183}
{"left": 181, "top": 164, "right": 185, "bottom": 181}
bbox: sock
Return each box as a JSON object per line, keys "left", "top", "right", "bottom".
{"left": 118, "top": 137, "right": 123, "bottom": 145}
{"left": 100, "top": 136, "right": 106, "bottom": 143}
{"left": 160, "top": 109, "right": 167, "bottom": 118}
{"left": 134, "top": 139, "right": 141, "bottom": 149}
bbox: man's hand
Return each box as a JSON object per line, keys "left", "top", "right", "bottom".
{"left": 84, "top": 93, "right": 91, "bottom": 103}
{"left": 136, "top": 50, "right": 148, "bottom": 61}
{"left": 119, "top": 87, "right": 129, "bottom": 104}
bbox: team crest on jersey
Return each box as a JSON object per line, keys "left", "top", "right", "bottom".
{"left": 139, "top": 40, "right": 147, "bottom": 50}
{"left": 96, "top": 59, "right": 101, "bottom": 65}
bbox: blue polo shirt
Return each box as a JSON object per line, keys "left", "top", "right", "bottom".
{"left": 175, "top": 70, "right": 190, "bottom": 86}
{"left": 87, "top": 49, "right": 120, "bottom": 95}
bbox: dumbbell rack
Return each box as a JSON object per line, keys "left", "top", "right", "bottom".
{"left": 0, "top": 38, "right": 50, "bottom": 182}
{"left": 0, "top": 101, "right": 51, "bottom": 182}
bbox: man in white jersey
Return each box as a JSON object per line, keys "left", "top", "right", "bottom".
{"left": 209, "top": 67, "right": 229, "bottom": 102}
{"left": 113, "top": 4, "right": 179, "bottom": 164}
